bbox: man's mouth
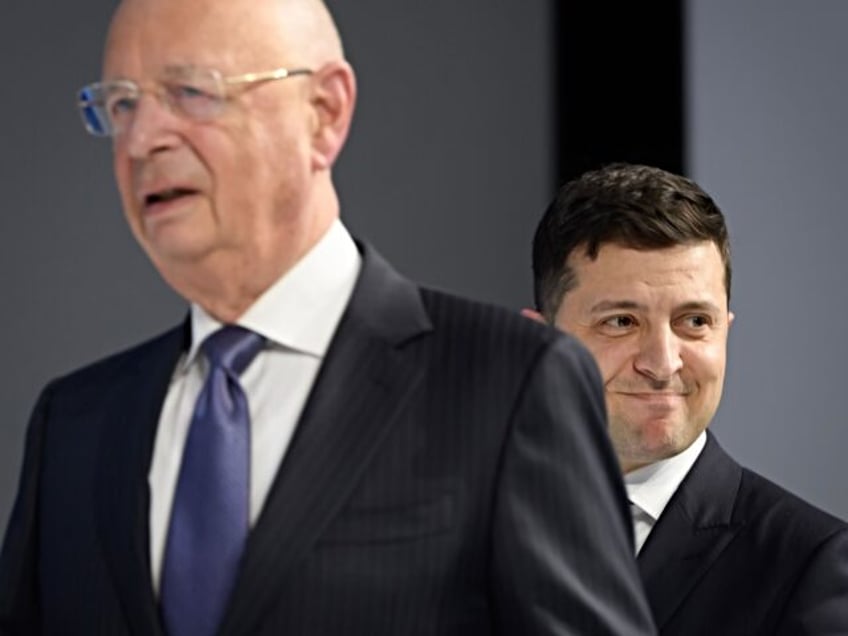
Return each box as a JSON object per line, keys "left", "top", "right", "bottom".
{"left": 144, "top": 187, "right": 199, "bottom": 208}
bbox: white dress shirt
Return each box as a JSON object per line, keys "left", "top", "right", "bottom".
{"left": 625, "top": 431, "right": 707, "bottom": 555}
{"left": 148, "top": 220, "right": 361, "bottom": 593}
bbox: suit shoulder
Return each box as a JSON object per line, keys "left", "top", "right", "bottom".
{"left": 46, "top": 324, "right": 185, "bottom": 397}
{"left": 738, "top": 464, "right": 847, "bottom": 546}
{"left": 417, "top": 286, "right": 590, "bottom": 361}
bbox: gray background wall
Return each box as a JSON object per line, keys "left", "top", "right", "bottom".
{"left": 0, "top": 2, "right": 553, "bottom": 530}
{"left": 688, "top": 0, "right": 848, "bottom": 518}
{"left": 2, "top": 1, "right": 847, "bottom": 532}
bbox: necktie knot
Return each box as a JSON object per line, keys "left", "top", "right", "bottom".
{"left": 202, "top": 325, "right": 265, "bottom": 376}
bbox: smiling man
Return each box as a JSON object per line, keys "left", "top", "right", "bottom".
{"left": 0, "top": 2, "right": 657, "bottom": 635}
{"left": 528, "top": 163, "right": 848, "bottom": 635}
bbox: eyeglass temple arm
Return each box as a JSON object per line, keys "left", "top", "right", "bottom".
{"left": 225, "top": 67, "right": 313, "bottom": 86}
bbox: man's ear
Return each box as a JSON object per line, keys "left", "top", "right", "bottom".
{"left": 310, "top": 60, "right": 357, "bottom": 170}
{"left": 520, "top": 308, "right": 548, "bottom": 324}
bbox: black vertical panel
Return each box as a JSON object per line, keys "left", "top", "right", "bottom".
{"left": 555, "top": 3, "right": 685, "bottom": 184}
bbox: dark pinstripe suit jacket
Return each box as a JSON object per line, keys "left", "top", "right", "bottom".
{"left": 639, "top": 432, "right": 848, "bottom": 635}
{"left": 0, "top": 243, "right": 655, "bottom": 635}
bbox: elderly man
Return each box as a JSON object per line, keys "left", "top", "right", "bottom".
{"left": 527, "top": 162, "right": 848, "bottom": 635}
{"left": 0, "top": 2, "right": 655, "bottom": 635}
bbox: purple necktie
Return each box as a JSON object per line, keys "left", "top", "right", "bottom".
{"left": 161, "top": 325, "right": 265, "bottom": 636}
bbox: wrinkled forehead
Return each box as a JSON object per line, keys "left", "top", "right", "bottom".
{"left": 103, "top": 0, "right": 290, "bottom": 79}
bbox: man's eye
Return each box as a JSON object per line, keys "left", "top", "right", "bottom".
{"left": 601, "top": 315, "right": 635, "bottom": 329}
{"left": 681, "top": 315, "right": 711, "bottom": 328}
{"left": 170, "top": 84, "right": 214, "bottom": 101}
{"left": 107, "top": 96, "right": 138, "bottom": 117}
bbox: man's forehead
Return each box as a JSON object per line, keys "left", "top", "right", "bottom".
{"left": 565, "top": 242, "right": 727, "bottom": 304}
{"left": 104, "top": 0, "right": 290, "bottom": 75}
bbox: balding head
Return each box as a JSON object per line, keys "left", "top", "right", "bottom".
{"left": 102, "top": 0, "right": 357, "bottom": 321}
{"left": 105, "top": 0, "right": 344, "bottom": 77}
{"left": 271, "top": 0, "right": 345, "bottom": 64}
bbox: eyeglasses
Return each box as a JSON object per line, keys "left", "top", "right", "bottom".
{"left": 77, "top": 65, "right": 313, "bottom": 137}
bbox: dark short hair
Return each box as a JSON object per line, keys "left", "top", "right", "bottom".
{"left": 532, "top": 163, "right": 731, "bottom": 320}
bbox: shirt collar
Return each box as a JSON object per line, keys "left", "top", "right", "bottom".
{"left": 625, "top": 431, "right": 707, "bottom": 522}
{"left": 181, "top": 219, "right": 361, "bottom": 371}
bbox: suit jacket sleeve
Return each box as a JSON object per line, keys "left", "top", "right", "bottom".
{"left": 0, "top": 385, "right": 51, "bottom": 635}
{"left": 775, "top": 526, "right": 848, "bottom": 635}
{"left": 491, "top": 335, "right": 656, "bottom": 635}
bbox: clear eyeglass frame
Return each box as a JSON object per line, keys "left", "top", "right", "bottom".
{"left": 77, "top": 66, "right": 314, "bottom": 137}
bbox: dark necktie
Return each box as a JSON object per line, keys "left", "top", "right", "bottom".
{"left": 161, "top": 325, "right": 265, "bottom": 636}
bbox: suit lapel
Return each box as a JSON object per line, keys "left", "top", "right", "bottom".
{"left": 220, "top": 243, "right": 433, "bottom": 635}
{"left": 95, "top": 324, "right": 188, "bottom": 636}
{"left": 638, "top": 433, "right": 745, "bottom": 630}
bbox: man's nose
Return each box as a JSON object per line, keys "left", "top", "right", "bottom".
{"left": 633, "top": 326, "right": 683, "bottom": 382}
{"left": 122, "top": 93, "right": 182, "bottom": 159}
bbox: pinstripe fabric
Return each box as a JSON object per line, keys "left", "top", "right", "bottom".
{"left": 0, "top": 243, "right": 655, "bottom": 635}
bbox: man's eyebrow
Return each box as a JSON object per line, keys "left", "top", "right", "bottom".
{"left": 675, "top": 301, "right": 723, "bottom": 314}
{"left": 162, "top": 64, "right": 198, "bottom": 77}
{"left": 588, "top": 300, "right": 723, "bottom": 314}
{"left": 588, "top": 300, "right": 645, "bottom": 314}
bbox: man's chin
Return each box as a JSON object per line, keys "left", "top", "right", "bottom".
{"left": 613, "top": 421, "right": 696, "bottom": 468}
